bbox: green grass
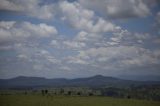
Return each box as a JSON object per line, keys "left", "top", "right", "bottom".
{"left": 0, "top": 95, "right": 160, "bottom": 106}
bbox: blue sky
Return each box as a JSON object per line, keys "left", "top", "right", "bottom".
{"left": 0, "top": 0, "right": 160, "bottom": 79}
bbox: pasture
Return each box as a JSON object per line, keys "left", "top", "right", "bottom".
{"left": 0, "top": 94, "right": 160, "bottom": 106}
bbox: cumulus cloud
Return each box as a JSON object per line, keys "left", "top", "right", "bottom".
{"left": 65, "top": 56, "right": 89, "bottom": 65}
{"left": 59, "top": 1, "right": 117, "bottom": 33}
{"left": 39, "top": 50, "right": 61, "bottom": 64}
{"left": 16, "top": 45, "right": 61, "bottom": 71}
{"left": 153, "top": 11, "right": 160, "bottom": 35}
{"left": 50, "top": 38, "right": 86, "bottom": 50}
{"left": 0, "top": 0, "right": 160, "bottom": 78}
{"left": 63, "top": 41, "right": 86, "bottom": 49}
{"left": 109, "top": 28, "right": 151, "bottom": 45}
{"left": 0, "top": 21, "right": 57, "bottom": 43}
{"left": 0, "top": 0, "right": 56, "bottom": 19}
{"left": 0, "top": 0, "right": 152, "bottom": 21}
{"left": 156, "top": 12, "right": 160, "bottom": 24}
{"left": 79, "top": 0, "right": 151, "bottom": 19}
{"left": 65, "top": 45, "right": 160, "bottom": 70}
{"left": 75, "top": 31, "right": 104, "bottom": 43}
{"left": 73, "top": 27, "right": 150, "bottom": 49}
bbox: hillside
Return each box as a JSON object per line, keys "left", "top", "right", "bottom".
{"left": 0, "top": 75, "right": 160, "bottom": 89}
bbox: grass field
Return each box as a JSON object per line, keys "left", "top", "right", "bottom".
{"left": 0, "top": 95, "right": 160, "bottom": 106}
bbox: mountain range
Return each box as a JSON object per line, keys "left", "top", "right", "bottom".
{"left": 0, "top": 75, "right": 160, "bottom": 89}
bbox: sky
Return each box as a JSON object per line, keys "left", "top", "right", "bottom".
{"left": 0, "top": 0, "right": 160, "bottom": 79}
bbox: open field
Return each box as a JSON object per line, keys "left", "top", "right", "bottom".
{"left": 0, "top": 95, "right": 160, "bottom": 106}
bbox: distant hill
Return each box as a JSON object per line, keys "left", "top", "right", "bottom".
{"left": 118, "top": 75, "right": 160, "bottom": 81}
{"left": 0, "top": 75, "right": 160, "bottom": 89}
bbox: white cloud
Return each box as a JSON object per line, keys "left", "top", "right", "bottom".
{"left": 0, "top": 45, "right": 13, "bottom": 50}
{"left": 0, "top": 21, "right": 16, "bottom": 29}
{"left": 110, "top": 28, "right": 151, "bottom": 45}
{"left": 155, "top": 11, "right": 160, "bottom": 34}
{"left": 33, "top": 64, "right": 44, "bottom": 70}
{"left": 50, "top": 40, "right": 58, "bottom": 46}
{"left": 40, "top": 50, "right": 50, "bottom": 55}
{"left": 0, "top": 0, "right": 160, "bottom": 78}
{"left": 21, "top": 22, "right": 58, "bottom": 37}
{"left": 0, "top": 0, "right": 56, "bottom": 19}
{"left": 75, "top": 31, "right": 88, "bottom": 41}
{"left": 37, "top": 49, "right": 61, "bottom": 64}
{"left": 63, "top": 41, "right": 86, "bottom": 49}
{"left": 153, "top": 50, "right": 160, "bottom": 58}
{"left": 66, "top": 56, "right": 89, "bottom": 65}
{"left": 79, "top": 46, "right": 140, "bottom": 58}
{"left": 156, "top": 12, "right": 160, "bottom": 24}
{"left": 50, "top": 38, "right": 87, "bottom": 50}
{"left": 17, "top": 54, "right": 28, "bottom": 60}
{"left": 75, "top": 31, "right": 103, "bottom": 42}
{"left": 79, "top": 0, "right": 151, "bottom": 19}
{"left": 153, "top": 38, "right": 160, "bottom": 44}
{"left": 107, "top": 41, "right": 119, "bottom": 46}
{"left": 74, "top": 27, "right": 150, "bottom": 50}
{"left": 0, "top": 21, "right": 57, "bottom": 43}
{"left": 59, "top": 1, "right": 116, "bottom": 33}
{"left": 110, "top": 37, "right": 121, "bottom": 42}
{"left": 0, "top": 0, "right": 153, "bottom": 20}
{"left": 66, "top": 45, "right": 160, "bottom": 69}
{"left": 134, "top": 33, "right": 150, "bottom": 40}
{"left": 59, "top": 66, "right": 71, "bottom": 71}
